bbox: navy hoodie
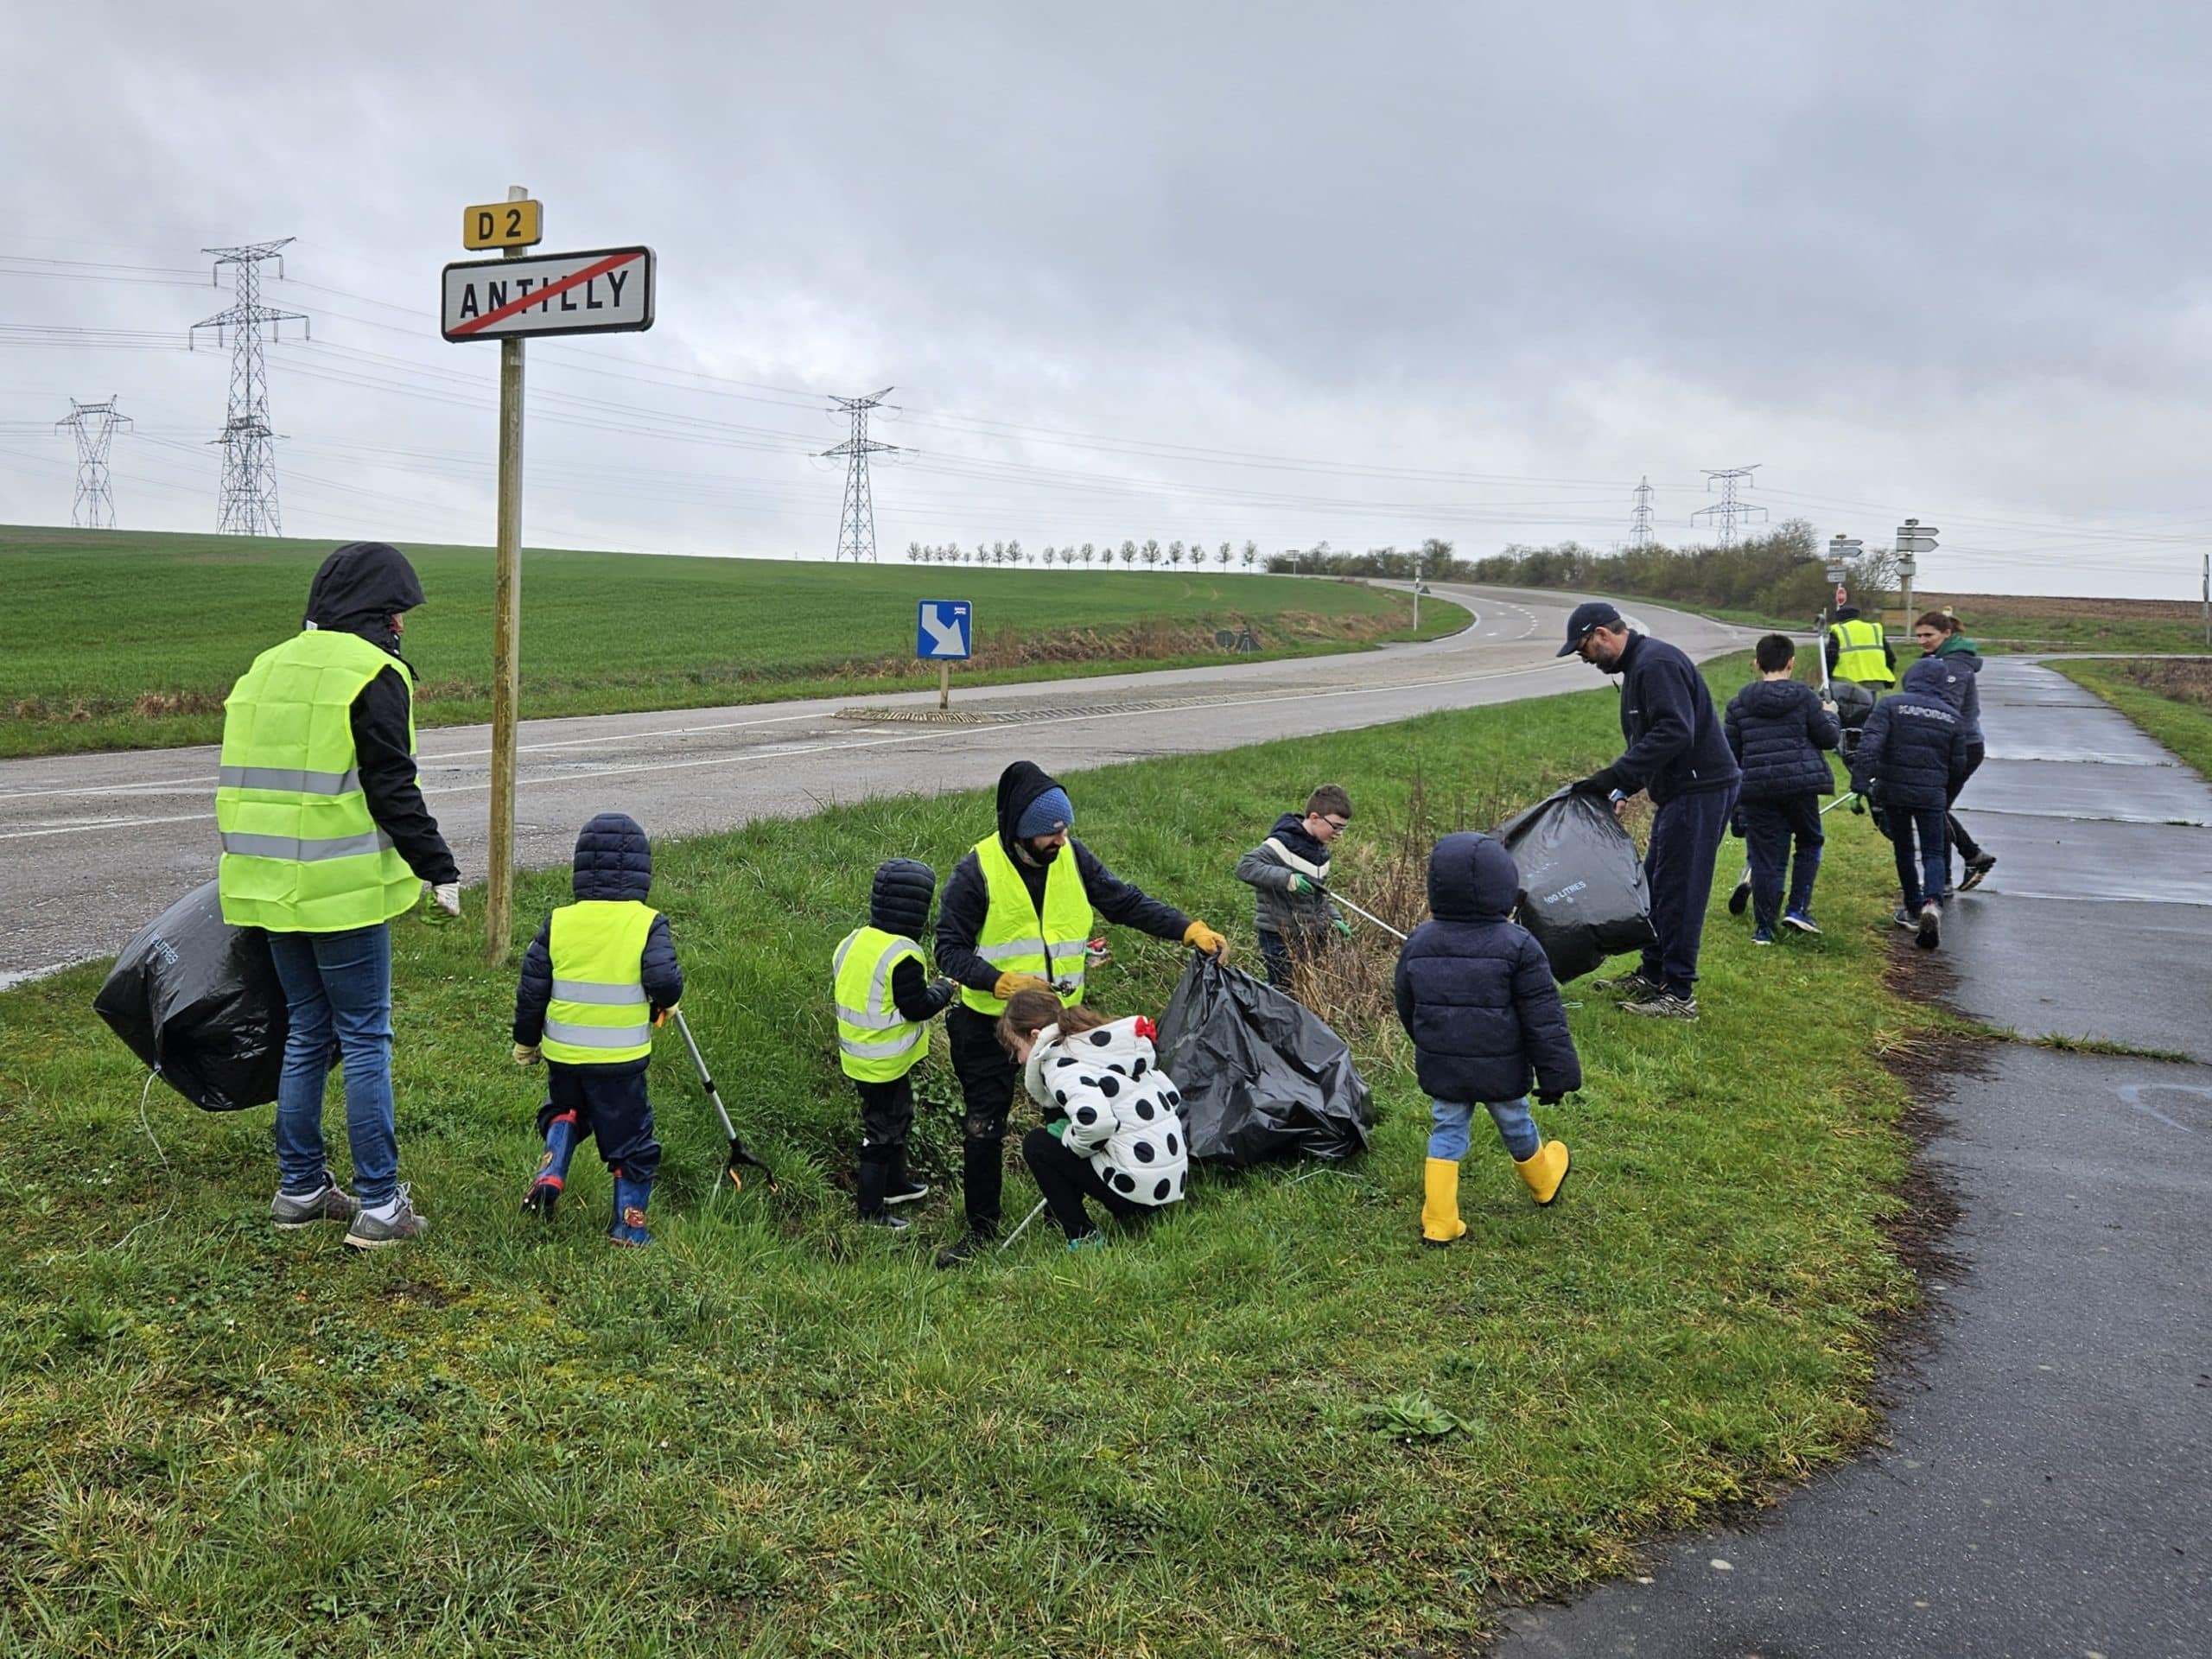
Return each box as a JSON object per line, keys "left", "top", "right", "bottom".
{"left": 1395, "top": 832, "right": 1582, "bottom": 1106}
{"left": 513, "top": 812, "right": 683, "bottom": 1067}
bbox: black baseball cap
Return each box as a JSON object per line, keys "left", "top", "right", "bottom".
{"left": 1556, "top": 601, "right": 1624, "bottom": 656}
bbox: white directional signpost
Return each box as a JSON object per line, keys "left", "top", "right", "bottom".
{"left": 1895, "top": 518, "right": 1939, "bottom": 629}
{"left": 1822, "top": 535, "right": 1864, "bottom": 692}
{"left": 917, "top": 600, "right": 972, "bottom": 710}
{"left": 444, "top": 192, "right": 657, "bottom": 962}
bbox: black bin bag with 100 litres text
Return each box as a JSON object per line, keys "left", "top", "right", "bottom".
{"left": 1493, "top": 787, "right": 1656, "bottom": 983}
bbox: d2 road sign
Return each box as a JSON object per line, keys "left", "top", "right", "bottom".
{"left": 463, "top": 199, "right": 542, "bottom": 250}
{"left": 442, "top": 246, "right": 654, "bottom": 341}
{"left": 917, "top": 600, "right": 972, "bottom": 660}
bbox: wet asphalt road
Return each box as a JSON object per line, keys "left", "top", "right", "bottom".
{"left": 1491, "top": 658, "right": 2212, "bottom": 1657}
{"left": 0, "top": 584, "right": 1748, "bottom": 983}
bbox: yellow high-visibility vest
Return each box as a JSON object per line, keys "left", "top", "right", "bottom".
{"left": 217, "top": 628, "right": 422, "bottom": 931}
{"left": 1829, "top": 618, "right": 1895, "bottom": 686}
{"left": 542, "top": 900, "right": 658, "bottom": 1065}
{"left": 957, "top": 833, "right": 1091, "bottom": 1015}
{"left": 833, "top": 925, "right": 928, "bottom": 1082}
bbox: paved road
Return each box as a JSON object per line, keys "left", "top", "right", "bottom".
{"left": 0, "top": 584, "right": 1750, "bottom": 982}
{"left": 1492, "top": 657, "right": 2212, "bottom": 1657}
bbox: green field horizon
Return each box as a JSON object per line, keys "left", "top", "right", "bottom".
{"left": 0, "top": 525, "right": 1464, "bottom": 758}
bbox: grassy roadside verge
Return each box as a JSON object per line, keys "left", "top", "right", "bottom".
{"left": 0, "top": 529, "right": 1464, "bottom": 758}
{"left": 2052, "top": 658, "right": 2212, "bottom": 780}
{"left": 0, "top": 660, "right": 1934, "bottom": 1656}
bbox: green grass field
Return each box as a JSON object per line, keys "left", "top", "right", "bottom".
{"left": 2053, "top": 658, "right": 2212, "bottom": 780}
{"left": 0, "top": 662, "right": 1936, "bottom": 1656}
{"left": 0, "top": 526, "right": 1463, "bottom": 759}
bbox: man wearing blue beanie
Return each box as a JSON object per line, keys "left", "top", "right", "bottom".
{"left": 932, "top": 760, "right": 1227, "bottom": 1266}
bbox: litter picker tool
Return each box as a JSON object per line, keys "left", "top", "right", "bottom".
{"left": 1328, "top": 890, "right": 1408, "bottom": 942}
{"left": 670, "top": 1007, "right": 778, "bottom": 1192}
{"left": 999, "top": 1198, "right": 1049, "bottom": 1253}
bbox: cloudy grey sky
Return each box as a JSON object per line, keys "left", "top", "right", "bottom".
{"left": 4, "top": 1, "right": 2207, "bottom": 596}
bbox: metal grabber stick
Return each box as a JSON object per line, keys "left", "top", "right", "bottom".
{"left": 671, "top": 1007, "right": 778, "bottom": 1192}
{"left": 1328, "top": 890, "right": 1408, "bottom": 942}
{"left": 999, "top": 1198, "right": 1050, "bottom": 1252}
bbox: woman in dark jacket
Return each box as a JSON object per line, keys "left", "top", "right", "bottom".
{"left": 1395, "top": 832, "right": 1581, "bottom": 1243}
{"left": 1912, "top": 612, "right": 1995, "bottom": 889}
{"left": 1723, "top": 634, "right": 1841, "bottom": 941}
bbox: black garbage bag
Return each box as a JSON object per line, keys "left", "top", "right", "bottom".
{"left": 92, "top": 880, "right": 289, "bottom": 1111}
{"left": 1494, "top": 787, "right": 1656, "bottom": 982}
{"left": 1151, "top": 956, "right": 1371, "bottom": 1166}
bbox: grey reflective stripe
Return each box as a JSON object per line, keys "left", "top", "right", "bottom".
{"left": 550, "top": 979, "right": 646, "bottom": 1007}
{"left": 832, "top": 935, "right": 858, "bottom": 977}
{"left": 840, "top": 1031, "right": 925, "bottom": 1060}
{"left": 975, "top": 939, "right": 1042, "bottom": 963}
{"left": 836, "top": 1002, "right": 906, "bottom": 1031}
{"left": 218, "top": 764, "right": 362, "bottom": 796}
{"left": 219, "top": 829, "right": 394, "bottom": 861}
{"left": 543, "top": 1018, "right": 652, "bottom": 1048}
{"left": 837, "top": 939, "right": 921, "bottom": 1030}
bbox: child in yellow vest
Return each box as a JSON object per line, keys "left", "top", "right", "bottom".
{"left": 512, "top": 813, "right": 683, "bottom": 1245}
{"left": 833, "top": 860, "right": 958, "bottom": 1229}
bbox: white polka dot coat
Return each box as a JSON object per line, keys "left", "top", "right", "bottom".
{"left": 1022, "top": 1015, "right": 1190, "bottom": 1207}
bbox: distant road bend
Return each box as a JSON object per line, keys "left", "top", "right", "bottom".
{"left": 0, "top": 585, "right": 1752, "bottom": 982}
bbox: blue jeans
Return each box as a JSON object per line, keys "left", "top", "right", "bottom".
{"left": 266, "top": 924, "right": 399, "bottom": 1206}
{"left": 1429, "top": 1096, "right": 1541, "bottom": 1164}
{"left": 1889, "top": 804, "right": 1951, "bottom": 912}
{"left": 1738, "top": 795, "right": 1824, "bottom": 931}
{"left": 1642, "top": 783, "right": 1740, "bottom": 997}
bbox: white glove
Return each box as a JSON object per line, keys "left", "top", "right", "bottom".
{"left": 432, "top": 882, "right": 461, "bottom": 917}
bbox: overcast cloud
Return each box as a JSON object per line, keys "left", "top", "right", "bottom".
{"left": 3, "top": 1, "right": 2207, "bottom": 596}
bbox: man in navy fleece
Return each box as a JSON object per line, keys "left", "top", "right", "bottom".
{"left": 1560, "top": 601, "right": 1742, "bottom": 1021}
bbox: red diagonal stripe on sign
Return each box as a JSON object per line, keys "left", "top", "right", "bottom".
{"left": 449, "top": 250, "right": 641, "bottom": 338}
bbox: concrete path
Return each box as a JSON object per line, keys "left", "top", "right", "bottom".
{"left": 0, "top": 585, "right": 1745, "bottom": 983}
{"left": 1492, "top": 658, "right": 2212, "bottom": 1656}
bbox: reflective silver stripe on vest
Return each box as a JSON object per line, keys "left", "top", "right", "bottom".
{"left": 840, "top": 1031, "right": 925, "bottom": 1060}
{"left": 543, "top": 1018, "right": 652, "bottom": 1049}
{"left": 217, "top": 765, "right": 363, "bottom": 796}
{"left": 976, "top": 937, "right": 1090, "bottom": 964}
{"left": 550, "top": 979, "right": 646, "bottom": 1007}
{"left": 837, "top": 940, "right": 920, "bottom": 1028}
{"left": 219, "top": 829, "right": 395, "bottom": 861}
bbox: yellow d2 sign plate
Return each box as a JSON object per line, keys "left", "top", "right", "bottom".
{"left": 462, "top": 200, "right": 543, "bottom": 251}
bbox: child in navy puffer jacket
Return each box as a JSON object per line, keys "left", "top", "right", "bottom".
{"left": 1724, "top": 634, "right": 1841, "bottom": 942}
{"left": 1395, "top": 831, "right": 1582, "bottom": 1244}
{"left": 1852, "top": 658, "right": 1974, "bottom": 951}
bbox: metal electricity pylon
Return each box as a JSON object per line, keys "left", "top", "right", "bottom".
{"left": 1629, "top": 475, "right": 1656, "bottom": 548}
{"left": 55, "top": 396, "right": 133, "bottom": 528}
{"left": 1691, "top": 464, "right": 1766, "bottom": 549}
{"left": 821, "top": 387, "right": 899, "bottom": 561}
{"left": 191, "top": 238, "right": 308, "bottom": 535}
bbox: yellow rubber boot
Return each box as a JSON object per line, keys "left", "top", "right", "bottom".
{"left": 1515, "top": 1141, "right": 1571, "bottom": 1205}
{"left": 1421, "top": 1157, "right": 1467, "bottom": 1245}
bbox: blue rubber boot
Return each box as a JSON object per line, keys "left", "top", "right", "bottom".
{"left": 523, "top": 1108, "right": 578, "bottom": 1221}
{"left": 609, "top": 1168, "right": 653, "bottom": 1247}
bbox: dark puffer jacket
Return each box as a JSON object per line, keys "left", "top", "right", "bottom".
{"left": 1923, "top": 636, "right": 1984, "bottom": 744}
{"left": 1850, "top": 662, "right": 1974, "bottom": 811}
{"left": 868, "top": 858, "right": 957, "bottom": 1023}
{"left": 1724, "top": 678, "right": 1840, "bottom": 804}
{"left": 512, "top": 812, "right": 684, "bottom": 1062}
{"left": 1394, "top": 832, "right": 1582, "bottom": 1105}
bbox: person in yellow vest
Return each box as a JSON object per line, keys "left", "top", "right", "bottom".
{"left": 1824, "top": 606, "right": 1897, "bottom": 691}
{"left": 218, "top": 542, "right": 458, "bottom": 1250}
{"left": 931, "top": 760, "right": 1228, "bottom": 1267}
{"left": 833, "top": 858, "right": 959, "bottom": 1230}
{"left": 512, "top": 813, "right": 684, "bottom": 1247}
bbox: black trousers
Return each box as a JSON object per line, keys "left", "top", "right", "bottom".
{"left": 1021, "top": 1128, "right": 1147, "bottom": 1241}
{"left": 1641, "top": 783, "right": 1739, "bottom": 997}
{"left": 853, "top": 1075, "right": 915, "bottom": 1151}
{"left": 948, "top": 1003, "right": 1018, "bottom": 1232}
{"left": 1945, "top": 742, "right": 1986, "bottom": 867}
{"left": 538, "top": 1060, "right": 659, "bottom": 1182}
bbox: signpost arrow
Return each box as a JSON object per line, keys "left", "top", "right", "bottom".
{"left": 917, "top": 600, "right": 972, "bottom": 710}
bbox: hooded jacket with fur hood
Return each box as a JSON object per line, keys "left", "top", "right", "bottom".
{"left": 1024, "top": 1014, "right": 1189, "bottom": 1206}
{"left": 1394, "top": 831, "right": 1582, "bottom": 1105}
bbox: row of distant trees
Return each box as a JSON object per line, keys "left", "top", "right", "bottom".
{"left": 1261, "top": 538, "right": 1462, "bottom": 581}
{"left": 1462, "top": 519, "right": 1898, "bottom": 620}
{"left": 907, "top": 538, "right": 1265, "bottom": 569}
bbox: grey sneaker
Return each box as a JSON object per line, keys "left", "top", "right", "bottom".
{"left": 1621, "top": 990, "right": 1700, "bottom": 1021}
{"left": 273, "top": 1178, "right": 359, "bottom": 1230}
{"left": 1960, "top": 852, "right": 1996, "bottom": 891}
{"left": 344, "top": 1184, "right": 429, "bottom": 1249}
{"left": 1593, "top": 969, "right": 1662, "bottom": 999}
{"left": 1916, "top": 902, "right": 1942, "bottom": 951}
{"left": 1891, "top": 906, "right": 1918, "bottom": 930}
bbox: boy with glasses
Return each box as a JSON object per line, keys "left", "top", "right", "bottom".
{"left": 1236, "top": 785, "right": 1355, "bottom": 991}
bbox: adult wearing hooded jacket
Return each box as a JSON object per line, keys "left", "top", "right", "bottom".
{"left": 931, "top": 760, "right": 1227, "bottom": 1265}
{"left": 1562, "top": 601, "right": 1742, "bottom": 1020}
{"left": 512, "top": 812, "right": 683, "bottom": 1243}
{"left": 1851, "top": 657, "right": 1974, "bottom": 950}
{"left": 217, "top": 542, "right": 459, "bottom": 1249}
{"left": 1913, "top": 612, "right": 1995, "bottom": 890}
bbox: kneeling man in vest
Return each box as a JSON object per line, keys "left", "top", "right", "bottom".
{"left": 217, "top": 541, "right": 461, "bottom": 1249}
{"left": 513, "top": 813, "right": 684, "bottom": 1246}
{"left": 931, "top": 760, "right": 1228, "bottom": 1268}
